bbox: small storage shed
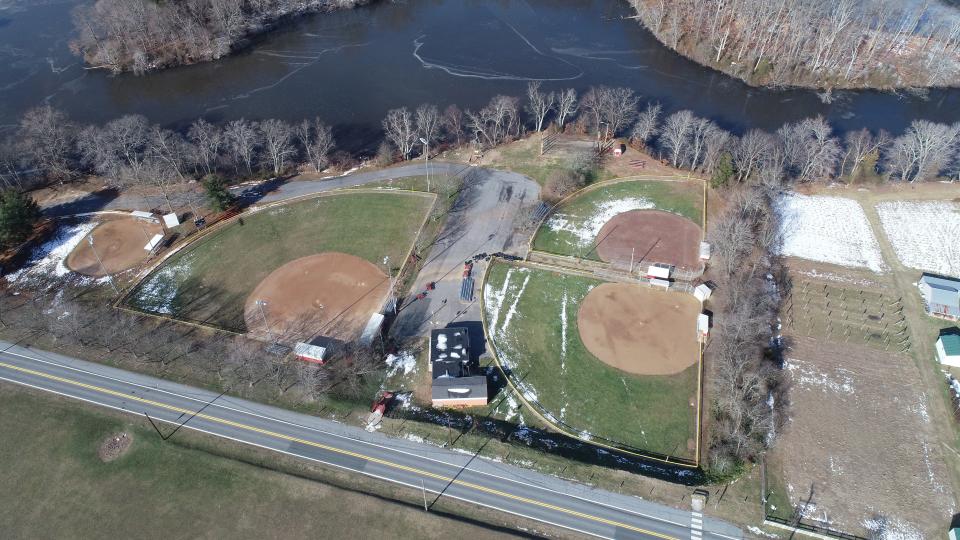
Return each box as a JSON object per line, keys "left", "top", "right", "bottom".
{"left": 144, "top": 233, "right": 164, "bottom": 252}
{"left": 647, "top": 263, "right": 672, "bottom": 280}
{"left": 699, "top": 242, "right": 711, "bottom": 261}
{"left": 697, "top": 313, "right": 710, "bottom": 340}
{"left": 694, "top": 283, "right": 713, "bottom": 302}
{"left": 937, "top": 331, "right": 960, "bottom": 368}
{"left": 294, "top": 342, "right": 327, "bottom": 365}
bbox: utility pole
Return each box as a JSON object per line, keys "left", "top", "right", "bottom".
{"left": 88, "top": 235, "right": 119, "bottom": 294}
{"left": 419, "top": 137, "right": 430, "bottom": 193}
{"left": 156, "top": 177, "right": 175, "bottom": 216}
{"left": 630, "top": 247, "right": 635, "bottom": 274}
{"left": 255, "top": 299, "right": 275, "bottom": 343}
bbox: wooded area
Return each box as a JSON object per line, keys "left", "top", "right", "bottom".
{"left": 629, "top": 0, "right": 960, "bottom": 88}
{"left": 71, "top": 0, "right": 371, "bottom": 74}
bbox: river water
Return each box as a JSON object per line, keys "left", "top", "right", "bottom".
{"left": 2, "top": 0, "right": 960, "bottom": 152}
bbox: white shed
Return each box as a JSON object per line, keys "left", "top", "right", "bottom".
{"left": 699, "top": 242, "right": 711, "bottom": 260}
{"left": 144, "top": 233, "right": 164, "bottom": 252}
{"left": 294, "top": 342, "right": 327, "bottom": 364}
{"left": 646, "top": 263, "right": 672, "bottom": 280}
{"left": 162, "top": 212, "right": 180, "bottom": 228}
{"left": 650, "top": 278, "right": 671, "bottom": 289}
{"left": 697, "top": 313, "right": 710, "bottom": 338}
{"left": 937, "top": 333, "right": 960, "bottom": 368}
{"left": 694, "top": 283, "right": 713, "bottom": 302}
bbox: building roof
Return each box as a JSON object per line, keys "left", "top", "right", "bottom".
{"left": 430, "top": 327, "right": 470, "bottom": 365}
{"left": 432, "top": 359, "right": 465, "bottom": 379}
{"left": 294, "top": 342, "right": 326, "bottom": 360}
{"left": 940, "top": 333, "right": 960, "bottom": 356}
{"left": 431, "top": 375, "right": 488, "bottom": 402}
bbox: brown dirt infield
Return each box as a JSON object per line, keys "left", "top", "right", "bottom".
{"left": 577, "top": 283, "right": 701, "bottom": 376}
{"left": 594, "top": 209, "right": 701, "bottom": 270}
{"left": 244, "top": 252, "right": 389, "bottom": 343}
{"left": 66, "top": 216, "right": 163, "bottom": 276}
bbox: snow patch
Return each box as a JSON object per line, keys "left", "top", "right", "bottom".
{"left": 131, "top": 253, "right": 197, "bottom": 315}
{"left": 6, "top": 222, "right": 97, "bottom": 285}
{"left": 747, "top": 526, "right": 777, "bottom": 538}
{"left": 877, "top": 200, "right": 960, "bottom": 278}
{"left": 786, "top": 358, "right": 854, "bottom": 395}
{"left": 776, "top": 193, "right": 886, "bottom": 272}
{"left": 500, "top": 274, "right": 530, "bottom": 334}
{"left": 861, "top": 516, "right": 923, "bottom": 540}
{"left": 546, "top": 197, "right": 654, "bottom": 246}
{"left": 385, "top": 350, "right": 417, "bottom": 377}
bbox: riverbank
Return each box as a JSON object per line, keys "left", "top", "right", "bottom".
{"left": 73, "top": 0, "right": 374, "bottom": 75}
{"left": 627, "top": 0, "right": 960, "bottom": 91}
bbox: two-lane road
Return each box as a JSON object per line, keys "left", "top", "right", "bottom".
{"left": 0, "top": 341, "right": 742, "bottom": 540}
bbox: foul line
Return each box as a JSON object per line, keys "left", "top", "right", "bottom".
{"left": 0, "top": 360, "right": 677, "bottom": 540}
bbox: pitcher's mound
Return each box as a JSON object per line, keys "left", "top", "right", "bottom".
{"left": 244, "top": 253, "right": 389, "bottom": 342}
{"left": 67, "top": 217, "right": 164, "bottom": 276}
{"left": 577, "top": 283, "right": 700, "bottom": 376}
{"left": 594, "top": 210, "right": 700, "bottom": 270}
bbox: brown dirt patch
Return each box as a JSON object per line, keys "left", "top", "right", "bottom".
{"left": 98, "top": 432, "right": 133, "bottom": 462}
{"left": 594, "top": 209, "right": 701, "bottom": 270}
{"left": 66, "top": 216, "right": 163, "bottom": 276}
{"left": 577, "top": 283, "right": 701, "bottom": 376}
{"left": 773, "top": 336, "right": 955, "bottom": 537}
{"left": 244, "top": 253, "right": 389, "bottom": 343}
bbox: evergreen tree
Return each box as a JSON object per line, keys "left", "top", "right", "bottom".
{"left": 0, "top": 190, "right": 40, "bottom": 248}
{"left": 202, "top": 175, "right": 235, "bottom": 212}
{"left": 711, "top": 152, "right": 735, "bottom": 188}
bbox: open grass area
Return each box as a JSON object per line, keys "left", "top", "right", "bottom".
{"left": 481, "top": 135, "right": 615, "bottom": 187}
{"left": 482, "top": 260, "right": 698, "bottom": 459}
{"left": 126, "top": 191, "right": 432, "bottom": 331}
{"left": 532, "top": 179, "right": 703, "bottom": 259}
{"left": 0, "top": 384, "right": 518, "bottom": 540}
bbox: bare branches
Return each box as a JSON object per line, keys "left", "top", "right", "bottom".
{"left": 382, "top": 107, "right": 417, "bottom": 160}
{"left": 296, "top": 118, "right": 335, "bottom": 173}
{"left": 555, "top": 88, "right": 578, "bottom": 132}
{"left": 525, "top": 81, "right": 556, "bottom": 133}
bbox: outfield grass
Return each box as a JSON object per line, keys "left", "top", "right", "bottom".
{"left": 0, "top": 384, "right": 517, "bottom": 540}
{"left": 531, "top": 179, "right": 703, "bottom": 259}
{"left": 127, "top": 191, "right": 432, "bottom": 331}
{"left": 483, "top": 261, "right": 698, "bottom": 459}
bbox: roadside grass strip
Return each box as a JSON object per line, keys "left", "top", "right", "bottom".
{"left": 775, "top": 193, "right": 886, "bottom": 273}
{"left": 125, "top": 192, "right": 431, "bottom": 331}
{"left": 532, "top": 180, "right": 702, "bottom": 260}
{"left": 876, "top": 200, "right": 960, "bottom": 278}
{"left": 483, "top": 260, "right": 697, "bottom": 459}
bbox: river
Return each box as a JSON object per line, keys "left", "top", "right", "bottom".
{"left": 2, "top": 0, "right": 960, "bottom": 152}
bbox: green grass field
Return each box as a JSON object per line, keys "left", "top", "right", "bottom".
{"left": 531, "top": 179, "right": 702, "bottom": 259}
{"left": 0, "top": 385, "right": 515, "bottom": 540}
{"left": 127, "top": 191, "right": 432, "bottom": 331}
{"left": 483, "top": 261, "right": 698, "bottom": 459}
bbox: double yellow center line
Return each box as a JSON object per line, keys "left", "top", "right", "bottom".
{"left": 0, "top": 360, "right": 678, "bottom": 540}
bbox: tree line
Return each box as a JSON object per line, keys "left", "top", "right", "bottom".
{"left": 0, "top": 105, "right": 338, "bottom": 192}
{"left": 629, "top": 0, "right": 960, "bottom": 88}
{"left": 71, "top": 0, "right": 371, "bottom": 75}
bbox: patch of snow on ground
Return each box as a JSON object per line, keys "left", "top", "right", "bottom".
{"left": 385, "top": 351, "right": 417, "bottom": 377}
{"left": 862, "top": 516, "right": 923, "bottom": 540}
{"left": 500, "top": 274, "right": 530, "bottom": 334}
{"left": 484, "top": 267, "right": 514, "bottom": 331}
{"left": 132, "top": 253, "right": 197, "bottom": 315}
{"left": 877, "top": 200, "right": 960, "bottom": 277}
{"left": 546, "top": 197, "right": 654, "bottom": 246}
{"left": 6, "top": 222, "right": 97, "bottom": 285}
{"left": 404, "top": 433, "right": 424, "bottom": 443}
{"left": 559, "top": 291, "right": 568, "bottom": 370}
{"left": 776, "top": 193, "right": 886, "bottom": 272}
{"left": 747, "top": 526, "right": 777, "bottom": 538}
{"left": 796, "top": 268, "right": 879, "bottom": 288}
{"left": 786, "top": 358, "right": 854, "bottom": 395}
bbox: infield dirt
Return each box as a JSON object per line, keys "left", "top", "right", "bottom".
{"left": 594, "top": 210, "right": 701, "bottom": 271}
{"left": 244, "top": 253, "right": 389, "bottom": 343}
{"left": 577, "top": 283, "right": 701, "bottom": 376}
{"left": 67, "top": 216, "right": 163, "bottom": 276}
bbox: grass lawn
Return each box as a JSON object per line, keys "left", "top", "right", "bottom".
{"left": 127, "top": 191, "right": 432, "bottom": 331}
{"left": 531, "top": 179, "right": 703, "bottom": 259}
{"left": 483, "top": 260, "right": 698, "bottom": 459}
{"left": 0, "top": 384, "right": 516, "bottom": 540}
{"left": 483, "top": 135, "right": 616, "bottom": 187}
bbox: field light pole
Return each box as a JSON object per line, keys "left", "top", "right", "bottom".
{"left": 255, "top": 299, "right": 275, "bottom": 343}
{"left": 419, "top": 137, "right": 430, "bottom": 193}
{"left": 88, "top": 235, "right": 118, "bottom": 294}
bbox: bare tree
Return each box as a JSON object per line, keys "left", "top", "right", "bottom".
{"left": 555, "top": 88, "right": 578, "bottom": 132}
{"left": 224, "top": 119, "right": 260, "bottom": 175}
{"left": 629, "top": 102, "right": 662, "bottom": 151}
{"left": 442, "top": 105, "right": 464, "bottom": 147}
{"left": 259, "top": 119, "right": 296, "bottom": 176}
{"left": 464, "top": 95, "right": 519, "bottom": 148}
{"left": 526, "top": 81, "right": 556, "bottom": 133}
{"left": 147, "top": 126, "right": 190, "bottom": 182}
{"left": 883, "top": 120, "right": 960, "bottom": 182}
{"left": 661, "top": 110, "right": 695, "bottom": 168}
{"left": 415, "top": 104, "right": 442, "bottom": 152}
{"left": 841, "top": 128, "right": 890, "bottom": 180}
{"left": 188, "top": 119, "right": 223, "bottom": 177}
{"left": 18, "top": 105, "right": 76, "bottom": 184}
{"left": 778, "top": 116, "right": 841, "bottom": 183}
{"left": 382, "top": 107, "right": 417, "bottom": 160}
{"left": 296, "top": 118, "right": 335, "bottom": 173}
{"left": 733, "top": 129, "right": 773, "bottom": 182}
